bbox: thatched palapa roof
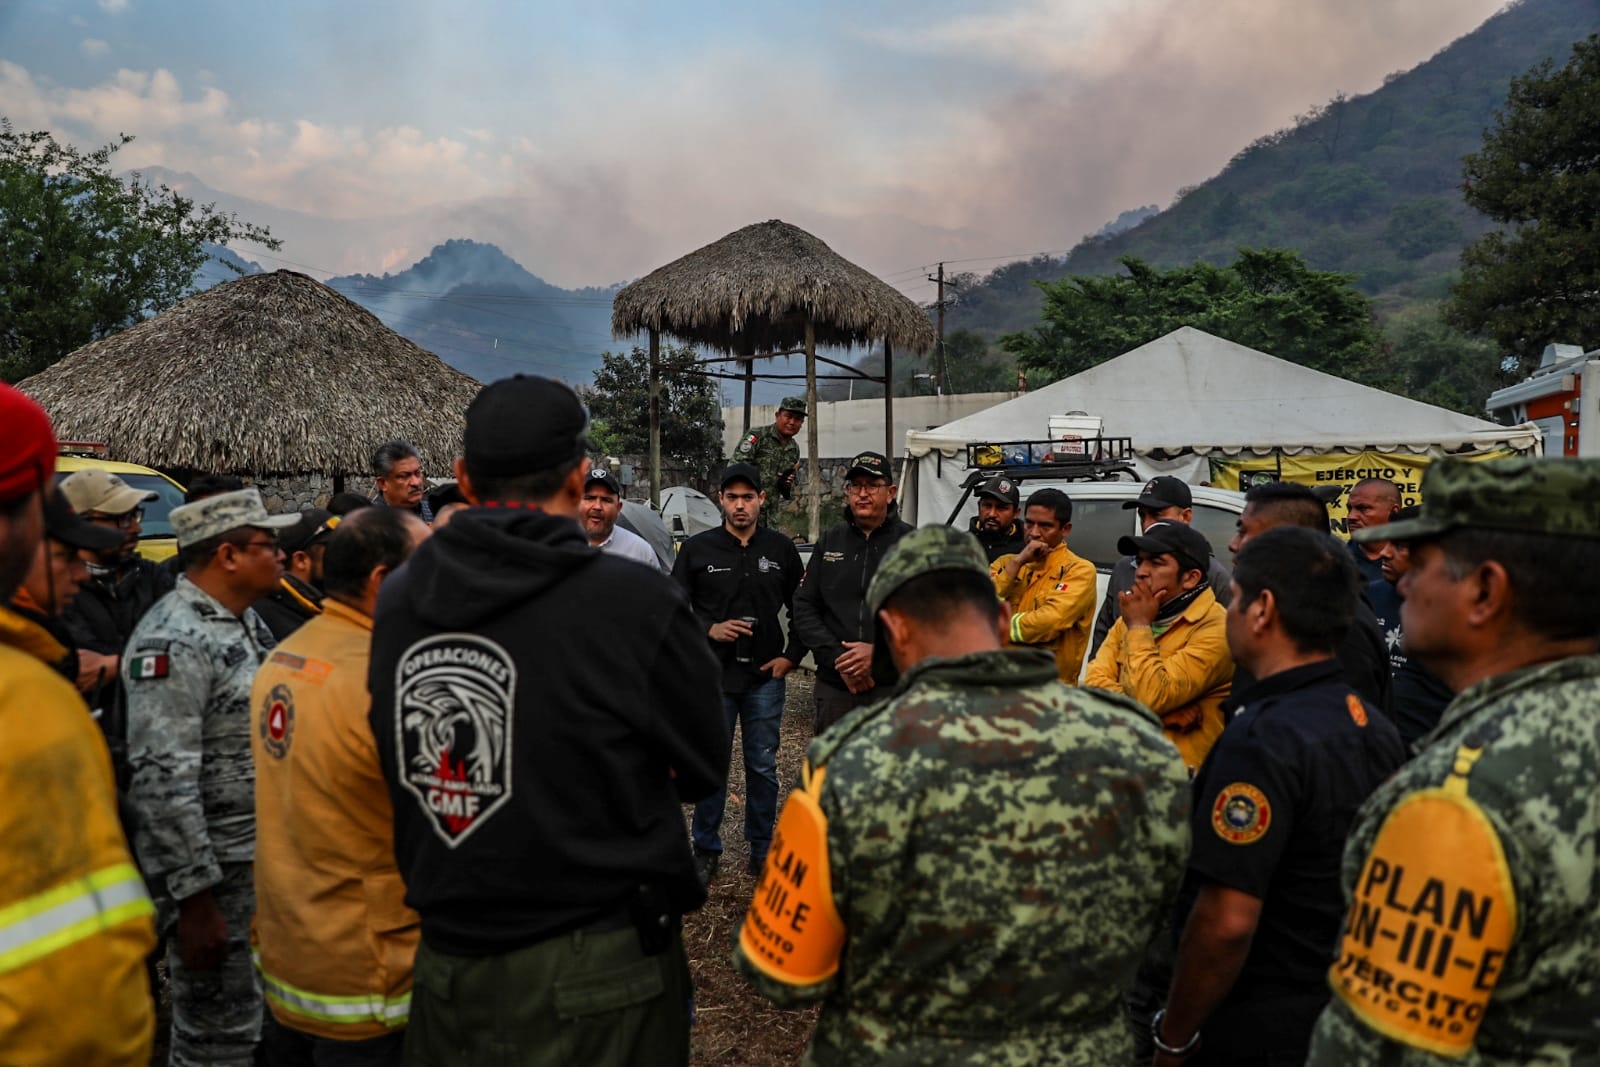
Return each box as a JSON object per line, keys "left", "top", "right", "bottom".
{"left": 20, "top": 270, "right": 481, "bottom": 475}
{"left": 611, "top": 219, "right": 936, "bottom": 354}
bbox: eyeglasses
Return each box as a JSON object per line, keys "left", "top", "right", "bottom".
{"left": 234, "top": 538, "right": 281, "bottom": 553}
{"left": 88, "top": 508, "right": 144, "bottom": 528}
{"left": 845, "top": 482, "right": 890, "bottom": 495}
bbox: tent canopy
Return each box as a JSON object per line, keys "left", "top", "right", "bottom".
{"left": 903, "top": 327, "right": 1540, "bottom": 522}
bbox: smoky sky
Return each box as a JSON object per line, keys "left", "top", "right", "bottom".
{"left": 3, "top": 0, "right": 1505, "bottom": 288}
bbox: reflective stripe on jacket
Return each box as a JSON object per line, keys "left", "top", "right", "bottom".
{"left": 991, "top": 542, "right": 1098, "bottom": 683}
{"left": 251, "top": 599, "right": 418, "bottom": 1040}
{"left": 1, "top": 610, "right": 158, "bottom": 1066}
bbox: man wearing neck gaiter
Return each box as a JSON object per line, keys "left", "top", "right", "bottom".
{"left": 1085, "top": 521, "right": 1232, "bottom": 773}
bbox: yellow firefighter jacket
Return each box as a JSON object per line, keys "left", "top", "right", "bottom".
{"left": 991, "top": 542, "right": 1099, "bottom": 683}
{"left": 0, "top": 604, "right": 156, "bottom": 1065}
{"left": 1084, "top": 587, "right": 1232, "bottom": 771}
{"left": 251, "top": 599, "right": 418, "bottom": 1040}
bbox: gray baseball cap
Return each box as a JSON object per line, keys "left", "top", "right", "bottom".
{"left": 170, "top": 488, "right": 298, "bottom": 549}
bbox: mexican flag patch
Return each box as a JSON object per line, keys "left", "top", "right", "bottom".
{"left": 128, "top": 653, "right": 170, "bottom": 680}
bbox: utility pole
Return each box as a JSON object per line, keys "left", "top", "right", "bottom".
{"left": 927, "top": 262, "right": 948, "bottom": 394}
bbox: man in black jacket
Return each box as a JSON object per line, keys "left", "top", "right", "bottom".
{"left": 673, "top": 462, "right": 804, "bottom": 885}
{"left": 793, "top": 451, "right": 914, "bottom": 734}
{"left": 967, "top": 474, "right": 1025, "bottom": 562}
{"left": 251, "top": 507, "right": 334, "bottom": 640}
{"left": 369, "top": 375, "right": 726, "bottom": 1067}
{"left": 1226, "top": 481, "right": 1392, "bottom": 716}
{"left": 58, "top": 468, "right": 175, "bottom": 778}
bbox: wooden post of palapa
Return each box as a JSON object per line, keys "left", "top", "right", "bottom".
{"left": 883, "top": 338, "right": 894, "bottom": 469}
{"left": 648, "top": 328, "right": 661, "bottom": 508}
{"left": 805, "top": 318, "right": 819, "bottom": 543}
{"left": 742, "top": 350, "right": 754, "bottom": 435}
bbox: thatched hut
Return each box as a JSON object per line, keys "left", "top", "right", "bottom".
{"left": 20, "top": 270, "right": 480, "bottom": 509}
{"left": 612, "top": 219, "right": 934, "bottom": 538}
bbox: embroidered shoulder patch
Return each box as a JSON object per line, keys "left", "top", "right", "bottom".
{"left": 1212, "top": 783, "right": 1271, "bottom": 844}
{"left": 127, "top": 653, "right": 169, "bottom": 681}
{"left": 1347, "top": 693, "right": 1369, "bottom": 727}
{"left": 259, "top": 683, "right": 295, "bottom": 759}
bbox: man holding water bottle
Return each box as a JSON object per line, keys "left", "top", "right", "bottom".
{"left": 672, "top": 462, "right": 805, "bottom": 885}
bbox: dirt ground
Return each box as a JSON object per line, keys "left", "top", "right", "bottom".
{"left": 685, "top": 669, "right": 820, "bottom": 1067}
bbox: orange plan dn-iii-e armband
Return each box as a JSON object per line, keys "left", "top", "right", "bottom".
{"left": 737, "top": 762, "right": 846, "bottom": 986}
{"left": 1329, "top": 745, "right": 1517, "bottom": 1059}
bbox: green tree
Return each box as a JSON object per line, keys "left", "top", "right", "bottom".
{"left": 578, "top": 343, "right": 724, "bottom": 481}
{"left": 1381, "top": 306, "right": 1509, "bottom": 415}
{"left": 999, "top": 249, "right": 1381, "bottom": 382}
{"left": 942, "top": 329, "right": 1017, "bottom": 394}
{"left": 0, "top": 122, "right": 279, "bottom": 381}
{"left": 1447, "top": 35, "right": 1600, "bottom": 374}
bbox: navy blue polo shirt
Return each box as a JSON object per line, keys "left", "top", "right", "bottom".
{"left": 1184, "top": 659, "right": 1407, "bottom": 1002}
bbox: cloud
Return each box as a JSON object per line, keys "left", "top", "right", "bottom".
{"left": 79, "top": 38, "right": 110, "bottom": 57}
{"left": 97, "top": 0, "right": 129, "bottom": 13}
{"left": 3, "top": 0, "right": 1508, "bottom": 287}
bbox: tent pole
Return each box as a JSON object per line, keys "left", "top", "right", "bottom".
{"left": 806, "top": 318, "right": 820, "bottom": 543}
{"left": 883, "top": 338, "right": 894, "bottom": 470}
{"left": 649, "top": 328, "right": 661, "bottom": 509}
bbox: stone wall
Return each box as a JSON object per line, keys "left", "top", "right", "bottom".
{"left": 245, "top": 473, "right": 340, "bottom": 513}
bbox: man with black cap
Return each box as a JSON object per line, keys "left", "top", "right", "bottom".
{"left": 0, "top": 385, "right": 160, "bottom": 1065}
{"left": 251, "top": 506, "right": 337, "bottom": 640}
{"left": 1309, "top": 457, "right": 1600, "bottom": 1066}
{"left": 368, "top": 374, "right": 726, "bottom": 1066}
{"left": 124, "top": 487, "right": 299, "bottom": 1064}
{"left": 581, "top": 466, "right": 660, "bottom": 568}
{"left": 1086, "top": 520, "right": 1233, "bottom": 773}
{"left": 8, "top": 491, "right": 126, "bottom": 682}
{"left": 1091, "top": 476, "right": 1232, "bottom": 658}
{"left": 967, "top": 474, "right": 1025, "bottom": 562}
{"left": 673, "top": 462, "right": 805, "bottom": 885}
{"left": 793, "top": 450, "right": 914, "bottom": 733}
{"left": 1154, "top": 527, "right": 1403, "bottom": 1067}
{"left": 734, "top": 396, "right": 806, "bottom": 511}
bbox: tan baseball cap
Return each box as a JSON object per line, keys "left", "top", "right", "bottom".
{"left": 60, "top": 468, "right": 159, "bottom": 516}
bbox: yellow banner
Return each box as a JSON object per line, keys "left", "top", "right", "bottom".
{"left": 1209, "top": 452, "right": 1516, "bottom": 536}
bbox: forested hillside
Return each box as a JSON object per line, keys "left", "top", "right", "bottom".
{"left": 945, "top": 0, "right": 1598, "bottom": 341}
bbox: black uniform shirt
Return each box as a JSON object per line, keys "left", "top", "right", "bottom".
{"left": 1185, "top": 659, "right": 1406, "bottom": 1001}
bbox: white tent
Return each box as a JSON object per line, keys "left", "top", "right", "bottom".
{"left": 902, "top": 327, "right": 1541, "bottom": 523}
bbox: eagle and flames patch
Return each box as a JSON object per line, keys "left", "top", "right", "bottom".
{"left": 394, "top": 634, "right": 517, "bottom": 847}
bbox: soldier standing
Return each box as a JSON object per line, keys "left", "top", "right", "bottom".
{"left": 1307, "top": 457, "right": 1600, "bottom": 1065}
{"left": 733, "top": 396, "right": 805, "bottom": 516}
{"left": 124, "top": 488, "right": 297, "bottom": 1065}
{"left": 734, "top": 526, "right": 1192, "bottom": 1065}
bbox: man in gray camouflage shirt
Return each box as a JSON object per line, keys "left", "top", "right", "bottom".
{"left": 124, "top": 487, "right": 296, "bottom": 1066}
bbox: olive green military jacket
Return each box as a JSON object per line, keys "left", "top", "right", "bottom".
{"left": 1309, "top": 654, "right": 1600, "bottom": 1066}
{"left": 733, "top": 424, "right": 800, "bottom": 500}
{"left": 734, "top": 649, "right": 1192, "bottom": 1066}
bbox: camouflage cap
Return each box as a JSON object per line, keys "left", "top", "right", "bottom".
{"left": 1354, "top": 456, "right": 1600, "bottom": 544}
{"left": 866, "top": 525, "right": 991, "bottom": 614}
{"left": 778, "top": 396, "right": 808, "bottom": 416}
{"left": 169, "top": 487, "right": 299, "bottom": 549}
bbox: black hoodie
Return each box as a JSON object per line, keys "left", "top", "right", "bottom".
{"left": 369, "top": 506, "right": 728, "bottom": 957}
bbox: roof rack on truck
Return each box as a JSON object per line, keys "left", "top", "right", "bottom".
{"left": 944, "top": 436, "right": 1137, "bottom": 526}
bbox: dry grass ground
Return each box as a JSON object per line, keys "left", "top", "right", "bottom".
{"left": 686, "top": 670, "right": 820, "bottom": 1067}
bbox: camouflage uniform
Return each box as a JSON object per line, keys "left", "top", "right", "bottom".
{"left": 734, "top": 527, "right": 1193, "bottom": 1066}
{"left": 733, "top": 397, "right": 804, "bottom": 505}
{"left": 1308, "top": 457, "right": 1600, "bottom": 1066}
{"left": 124, "top": 490, "right": 294, "bottom": 1066}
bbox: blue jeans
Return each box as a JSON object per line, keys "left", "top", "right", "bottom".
{"left": 690, "top": 676, "right": 784, "bottom": 864}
